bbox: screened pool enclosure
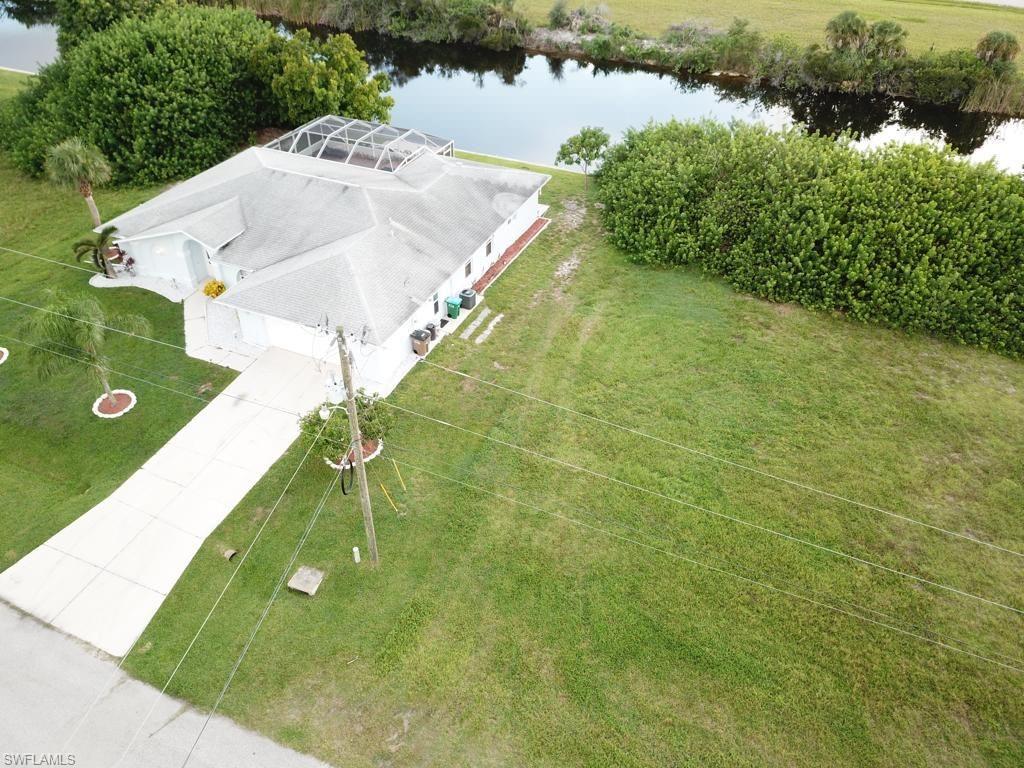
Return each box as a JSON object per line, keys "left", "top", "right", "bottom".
{"left": 264, "top": 116, "right": 455, "bottom": 173}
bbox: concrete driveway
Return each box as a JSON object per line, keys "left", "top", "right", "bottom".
{"left": 0, "top": 603, "right": 330, "bottom": 768}
{"left": 0, "top": 348, "right": 328, "bottom": 656}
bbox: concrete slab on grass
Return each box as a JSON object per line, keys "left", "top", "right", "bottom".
{"left": 288, "top": 566, "right": 326, "bottom": 596}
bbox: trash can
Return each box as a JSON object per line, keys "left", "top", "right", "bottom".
{"left": 459, "top": 288, "right": 478, "bottom": 309}
{"left": 410, "top": 329, "right": 430, "bottom": 356}
{"left": 425, "top": 322, "right": 438, "bottom": 341}
{"left": 446, "top": 296, "right": 462, "bottom": 319}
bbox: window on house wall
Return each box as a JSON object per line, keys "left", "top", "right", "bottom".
{"left": 485, "top": 240, "right": 492, "bottom": 257}
{"left": 465, "top": 260, "right": 472, "bottom": 277}
{"left": 433, "top": 293, "right": 439, "bottom": 314}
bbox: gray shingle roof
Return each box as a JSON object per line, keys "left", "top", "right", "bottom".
{"left": 103, "top": 134, "right": 549, "bottom": 344}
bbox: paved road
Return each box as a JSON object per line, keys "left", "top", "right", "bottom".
{"left": 0, "top": 603, "right": 329, "bottom": 768}
{"left": 0, "top": 347, "right": 326, "bottom": 656}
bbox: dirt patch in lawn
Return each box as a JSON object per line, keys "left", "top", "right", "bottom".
{"left": 96, "top": 392, "right": 134, "bottom": 416}
{"left": 556, "top": 198, "right": 587, "bottom": 232}
{"left": 555, "top": 248, "right": 582, "bottom": 282}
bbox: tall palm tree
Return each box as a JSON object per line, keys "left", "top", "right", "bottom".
{"left": 44, "top": 138, "right": 112, "bottom": 228}
{"left": 21, "top": 291, "right": 152, "bottom": 408}
{"left": 73, "top": 225, "right": 119, "bottom": 279}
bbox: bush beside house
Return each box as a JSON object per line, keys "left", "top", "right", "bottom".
{"left": 0, "top": 4, "right": 392, "bottom": 184}
{"left": 597, "top": 121, "right": 1024, "bottom": 356}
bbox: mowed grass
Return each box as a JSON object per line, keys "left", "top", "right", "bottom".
{"left": 0, "top": 70, "right": 235, "bottom": 570}
{"left": 125, "top": 154, "right": 1024, "bottom": 766}
{"left": 517, "top": 0, "right": 1024, "bottom": 53}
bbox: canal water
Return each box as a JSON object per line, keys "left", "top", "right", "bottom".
{"left": 1, "top": 16, "right": 1021, "bottom": 171}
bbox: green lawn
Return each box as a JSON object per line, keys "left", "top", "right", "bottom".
{"left": 122, "top": 154, "right": 1024, "bottom": 766}
{"left": 2, "top": 66, "right": 1022, "bottom": 766}
{"left": 519, "top": 0, "right": 1024, "bottom": 53}
{"left": 0, "top": 70, "right": 235, "bottom": 570}
{"left": 0, "top": 69, "right": 32, "bottom": 100}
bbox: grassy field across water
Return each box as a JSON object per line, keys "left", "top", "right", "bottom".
{"left": 122, "top": 153, "right": 1024, "bottom": 766}
{"left": 518, "top": 0, "right": 1024, "bottom": 53}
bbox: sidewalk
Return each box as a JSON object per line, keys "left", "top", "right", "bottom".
{"left": 0, "top": 348, "right": 327, "bottom": 656}
{"left": 0, "top": 603, "right": 330, "bottom": 768}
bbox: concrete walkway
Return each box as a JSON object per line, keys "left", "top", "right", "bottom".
{"left": 0, "top": 348, "right": 328, "bottom": 656}
{"left": 0, "top": 603, "right": 330, "bottom": 768}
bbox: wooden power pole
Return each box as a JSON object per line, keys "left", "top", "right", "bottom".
{"left": 336, "top": 326, "right": 379, "bottom": 565}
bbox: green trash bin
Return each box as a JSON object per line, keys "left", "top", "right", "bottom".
{"left": 446, "top": 296, "right": 462, "bottom": 319}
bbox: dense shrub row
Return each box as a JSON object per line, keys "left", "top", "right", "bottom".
{"left": 542, "top": 8, "right": 1023, "bottom": 116}
{"left": 245, "top": 0, "right": 531, "bottom": 50}
{"left": 597, "top": 122, "right": 1024, "bottom": 356}
{"left": 0, "top": 5, "right": 392, "bottom": 183}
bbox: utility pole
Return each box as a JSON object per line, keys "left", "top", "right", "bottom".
{"left": 336, "top": 326, "right": 379, "bottom": 565}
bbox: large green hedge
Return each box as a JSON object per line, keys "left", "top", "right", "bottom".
{"left": 0, "top": 5, "right": 392, "bottom": 183}
{"left": 597, "top": 122, "right": 1024, "bottom": 356}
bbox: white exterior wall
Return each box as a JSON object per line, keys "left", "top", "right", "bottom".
{"left": 121, "top": 234, "right": 207, "bottom": 290}
{"left": 118, "top": 234, "right": 253, "bottom": 292}
{"left": 374, "top": 189, "right": 544, "bottom": 361}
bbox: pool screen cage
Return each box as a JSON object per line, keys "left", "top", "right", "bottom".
{"left": 265, "top": 116, "right": 455, "bottom": 173}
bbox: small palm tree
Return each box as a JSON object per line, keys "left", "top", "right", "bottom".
{"left": 22, "top": 291, "right": 152, "bottom": 409}
{"left": 868, "top": 20, "right": 908, "bottom": 60}
{"left": 74, "top": 225, "right": 119, "bottom": 279}
{"left": 976, "top": 31, "right": 1020, "bottom": 64}
{"left": 44, "top": 138, "right": 112, "bottom": 228}
{"left": 825, "top": 11, "right": 869, "bottom": 52}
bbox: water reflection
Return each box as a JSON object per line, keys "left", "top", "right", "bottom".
{"left": 344, "top": 29, "right": 1022, "bottom": 171}
{"left": 0, "top": 0, "right": 54, "bottom": 27}
{"left": 1, "top": 8, "right": 1020, "bottom": 172}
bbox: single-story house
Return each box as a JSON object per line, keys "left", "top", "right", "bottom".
{"left": 101, "top": 115, "right": 550, "bottom": 391}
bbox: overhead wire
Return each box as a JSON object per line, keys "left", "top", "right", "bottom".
{"left": 384, "top": 441, "right": 1024, "bottom": 669}
{"left": 179, "top": 470, "right": 342, "bottom": 767}
{"left": 0, "top": 293, "right": 187, "bottom": 351}
{"left": 108, "top": 412, "right": 337, "bottom": 767}
{"left": 388, "top": 454, "right": 1024, "bottom": 675}
{"left": 0, "top": 332, "right": 301, "bottom": 418}
{"left": 0, "top": 244, "right": 97, "bottom": 274}
{"left": 417, "top": 358, "right": 1024, "bottom": 560}
{"left": 381, "top": 400, "right": 1024, "bottom": 617}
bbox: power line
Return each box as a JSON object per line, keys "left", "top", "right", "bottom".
{"left": 180, "top": 471, "right": 341, "bottom": 767}
{"left": 389, "top": 455, "right": 1024, "bottom": 675}
{"left": 418, "top": 358, "right": 1024, "bottom": 560}
{"left": 384, "top": 442, "right": 1024, "bottom": 669}
{"left": 0, "top": 244, "right": 97, "bottom": 274}
{"left": 381, "top": 401, "right": 1024, "bottom": 618}
{"left": 0, "top": 333, "right": 301, "bottom": 418}
{"left": 108, "top": 412, "right": 337, "bottom": 767}
{"left": 0, "top": 298, "right": 303, "bottom": 417}
{"left": 0, "top": 293, "right": 187, "bottom": 351}
{"left": 2, "top": 312, "right": 226, "bottom": 400}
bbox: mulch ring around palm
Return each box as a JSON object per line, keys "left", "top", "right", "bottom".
{"left": 92, "top": 389, "right": 137, "bottom": 419}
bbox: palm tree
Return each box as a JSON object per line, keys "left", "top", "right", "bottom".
{"left": 21, "top": 291, "right": 152, "bottom": 409}
{"left": 44, "top": 138, "right": 112, "bottom": 228}
{"left": 976, "top": 31, "right": 1020, "bottom": 64}
{"left": 74, "top": 225, "right": 119, "bottom": 279}
{"left": 868, "top": 20, "right": 908, "bottom": 60}
{"left": 825, "top": 11, "right": 869, "bottom": 53}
